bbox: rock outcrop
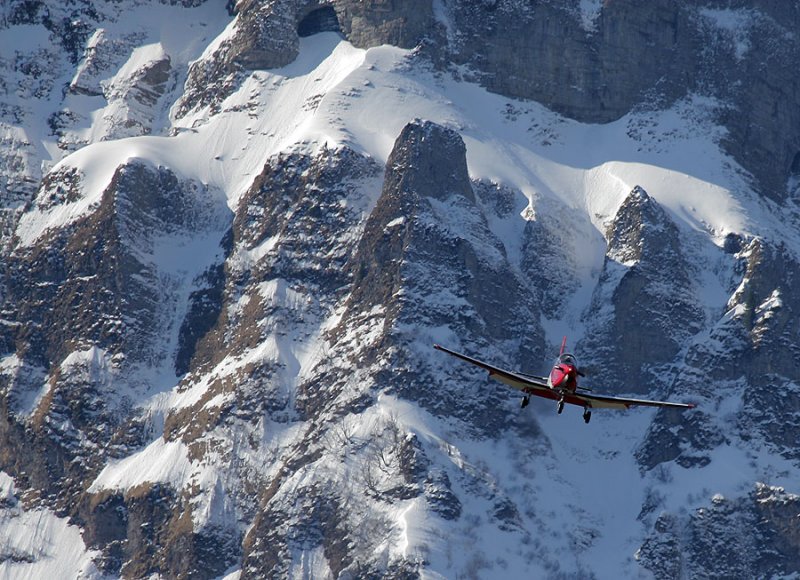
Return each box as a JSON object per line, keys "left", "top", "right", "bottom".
{"left": 0, "top": 159, "right": 231, "bottom": 575}
{"left": 579, "top": 186, "right": 703, "bottom": 392}
{"left": 638, "top": 484, "right": 800, "bottom": 578}
{"left": 341, "top": 120, "right": 544, "bottom": 432}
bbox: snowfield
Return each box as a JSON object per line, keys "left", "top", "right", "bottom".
{"left": 19, "top": 32, "right": 763, "bottom": 251}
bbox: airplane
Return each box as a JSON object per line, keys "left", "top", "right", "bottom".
{"left": 433, "top": 337, "right": 695, "bottom": 423}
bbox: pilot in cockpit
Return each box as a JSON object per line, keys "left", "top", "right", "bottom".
{"left": 558, "top": 353, "right": 584, "bottom": 377}
{"left": 559, "top": 353, "right": 577, "bottom": 367}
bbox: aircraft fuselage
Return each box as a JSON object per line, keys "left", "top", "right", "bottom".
{"left": 548, "top": 355, "right": 579, "bottom": 392}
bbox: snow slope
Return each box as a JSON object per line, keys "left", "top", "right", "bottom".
{"left": 20, "top": 32, "right": 767, "bottom": 330}
{"left": 0, "top": 474, "right": 102, "bottom": 580}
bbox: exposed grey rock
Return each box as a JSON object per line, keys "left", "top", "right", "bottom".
{"left": 78, "top": 481, "right": 238, "bottom": 578}
{"left": 636, "top": 237, "right": 800, "bottom": 470}
{"left": 23, "top": 0, "right": 782, "bottom": 202}
{"left": 716, "top": 240, "right": 800, "bottom": 462}
{"left": 441, "top": 0, "right": 693, "bottom": 123}
{"left": 679, "top": 238, "right": 800, "bottom": 384}
{"left": 8, "top": 0, "right": 800, "bottom": 199}
{"left": 69, "top": 29, "right": 147, "bottom": 97}
{"left": 7, "top": 160, "right": 227, "bottom": 371}
{"left": 517, "top": 192, "right": 591, "bottom": 320}
{"left": 334, "top": 0, "right": 433, "bottom": 50}
{"left": 241, "top": 480, "right": 418, "bottom": 579}
{"left": 166, "top": 124, "right": 542, "bottom": 576}
{"left": 174, "top": 259, "right": 228, "bottom": 376}
{"left": 438, "top": 0, "right": 800, "bottom": 201}
{"left": 635, "top": 408, "right": 725, "bottom": 471}
{"left": 101, "top": 54, "right": 174, "bottom": 138}
{"left": 0, "top": 158, "right": 231, "bottom": 575}
{"left": 579, "top": 185, "right": 703, "bottom": 393}
{"left": 424, "top": 469, "right": 462, "bottom": 521}
{"left": 637, "top": 484, "right": 800, "bottom": 579}
{"left": 0, "top": 129, "right": 40, "bottom": 251}
{"left": 177, "top": 0, "right": 435, "bottom": 118}
{"left": 341, "top": 120, "right": 544, "bottom": 432}
{"left": 707, "top": 6, "right": 800, "bottom": 201}
{"left": 636, "top": 512, "right": 684, "bottom": 580}
{"left": 1, "top": 0, "right": 97, "bottom": 63}
{"left": 297, "top": 5, "right": 341, "bottom": 37}
{"left": 162, "top": 146, "right": 380, "bottom": 439}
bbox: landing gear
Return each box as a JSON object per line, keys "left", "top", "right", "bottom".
{"left": 583, "top": 408, "right": 592, "bottom": 424}
{"left": 557, "top": 399, "right": 565, "bottom": 414}
{"left": 521, "top": 396, "right": 530, "bottom": 409}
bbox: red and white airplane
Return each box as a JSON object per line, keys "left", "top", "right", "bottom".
{"left": 434, "top": 337, "right": 695, "bottom": 423}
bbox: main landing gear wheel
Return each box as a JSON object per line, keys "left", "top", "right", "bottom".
{"left": 557, "top": 400, "right": 565, "bottom": 414}
{"left": 521, "top": 396, "right": 530, "bottom": 409}
{"left": 583, "top": 408, "right": 592, "bottom": 424}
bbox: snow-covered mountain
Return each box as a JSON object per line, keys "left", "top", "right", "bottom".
{"left": 1, "top": 1, "right": 800, "bottom": 578}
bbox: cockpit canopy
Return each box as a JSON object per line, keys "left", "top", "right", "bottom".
{"left": 558, "top": 353, "right": 578, "bottom": 368}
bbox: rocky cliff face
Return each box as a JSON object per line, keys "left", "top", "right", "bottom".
{"left": 442, "top": 0, "right": 800, "bottom": 202}
{"left": 2, "top": 0, "right": 800, "bottom": 578}
{"left": 0, "top": 158, "right": 230, "bottom": 575}
{"left": 579, "top": 185, "right": 704, "bottom": 392}
{"left": 638, "top": 483, "right": 800, "bottom": 579}
{"left": 341, "top": 121, "right": 544, "bottom": 432}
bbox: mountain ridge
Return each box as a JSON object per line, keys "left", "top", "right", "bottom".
{"left": 1, "top": 1, "right": 800, "bottom": 578}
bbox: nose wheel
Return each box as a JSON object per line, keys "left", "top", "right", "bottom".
{"left": 583, "top": 407, "right": 592, "bottom": 424}
{"left": 557, "top": 399, "right": 565, "bottom": 414}
{"left": 521, "top": 396, "right": 530, "bottom": 409}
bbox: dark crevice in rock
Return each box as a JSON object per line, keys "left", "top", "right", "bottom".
{"left": 297, "top": 6, "right": 342, "bottom": 38}
{"left": 791, "top": 150, "right": 800, "bottom": 176}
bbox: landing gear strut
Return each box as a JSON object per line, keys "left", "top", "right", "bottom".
{"left": 521, "top": 396, "right": 530, "bottom": 409}
{"left": 557, "top": 399, "right": 565, "bottom": 414}
{"left": 583, "top": 407, "right": 592, "bottom": 424}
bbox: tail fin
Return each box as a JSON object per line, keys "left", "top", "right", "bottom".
{"left": 559, "top": 335, "right": 567, "bottom": 356}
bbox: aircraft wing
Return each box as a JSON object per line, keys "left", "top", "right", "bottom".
{"left": 434, "top": 344, "right": 696, "bottom": 411}
{"left": 433, "top": 344, "right": 550, "bottom": 392}
{"left": 570, "top": 391, "right": 696, "bottom": 410}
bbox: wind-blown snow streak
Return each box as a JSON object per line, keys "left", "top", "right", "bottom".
{"left": 88, "top": 437, "right": 192, "bottom": 493}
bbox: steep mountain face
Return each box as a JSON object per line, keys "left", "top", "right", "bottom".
{"left": 444, "top": 0, "right": 800, "bottom": 202}
{"left": 340, "top": 121, "right": 544, "bottom": 432}
{"left": 1, "top": 158, "right": 230, "bottom": 575}
{"left": 579, "top": 185, "right": 704, "bottom": 392}
{"left": 2, "top": 0, "right": 800, "bottom": 578}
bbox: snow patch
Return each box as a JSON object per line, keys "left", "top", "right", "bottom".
{"left": 0, "top": 473, "right": 102, "bottom": 579}
{"left": 385, "top": 216, "right": 406, "bottom": 230}
{"left": 699, "top": 8, "right": 755, "bottom": 61}
{"left": 89, "top": 437, "right": 193, "bottom": 493}
{"left": 231, "top": 234, "right": 280, "bottom": 271}
{"left": 578, "top": 0, "right": 603, "bottom": 32}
